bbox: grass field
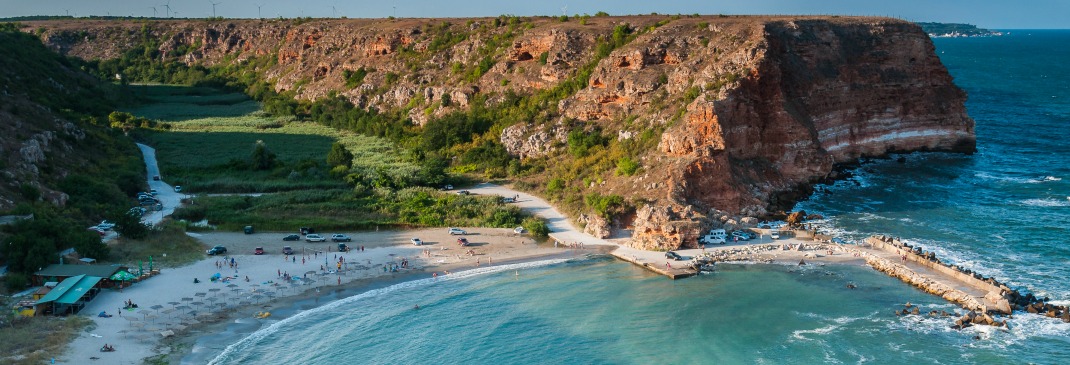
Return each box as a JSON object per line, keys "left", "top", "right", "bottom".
{"left": 127, "top": 85, "right": 413, "bottom": 193}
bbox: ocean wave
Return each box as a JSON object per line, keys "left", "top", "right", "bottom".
{"left": 1020, "top": 198, "right": 1070, "bottom": 207}
{"left": 208, "top": 258, "right": 571, "bottom": 365}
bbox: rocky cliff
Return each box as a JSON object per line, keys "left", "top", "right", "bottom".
{"left": 26, "top": 15, "right": 975, "bottom": 250}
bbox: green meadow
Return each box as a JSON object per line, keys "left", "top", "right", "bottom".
{"left": 127, "top": 85, "right": 535, "bottom": 233}
{"left": 127, "top": 84, "right": 412, "bottom": 193}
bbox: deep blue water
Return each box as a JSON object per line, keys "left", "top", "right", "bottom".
{"left": 203, "top": 31, "right": 1070, "bottom": 364}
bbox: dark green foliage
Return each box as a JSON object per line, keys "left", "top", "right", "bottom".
{"left": 114, "top": 208, "right": 149, "bottom": 239}
{"left": 326, "top": 142, "right": 354, "bottom": 168}
{"left": 521, "top": 217, "right": 550, "bottom": 239}
{"left": 251, "top": 140, "right": 279, "bottom": 170}
{"left": 342, "top": 67, "right": 369, "bottom": 88}
{"left": 567, "top": 128, "right": 609, "bottom": 157}
{"left": 537, "top": 51, "right": 549, "bottom": 65}
{"left": 584, "top": 193, "right": 626, "bottom": 218}
{"left": 19, "top": 183, "right": 40, "bottom": 201}
{"left": 0, "top": 209, "right": 109, "bottom": 276}
{"left": 420, "top": 113, "right": 492, "bottom": 151}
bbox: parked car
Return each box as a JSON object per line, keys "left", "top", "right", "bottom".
{"left": 665, "top": 251, "right": 683, "bottom": 261}
{"left": 457, "top": 237, "right": 470, "bottom": 246}
{"left": 174, "top": 185, "right": 182, "bottom": 193}
{"left": 300, "top": 227, "right": 315, "bottom": 235}
{"left": 456, "top": 190, "right": 470, "bottom": 195}
{"left": 153, "top": 175, "right": 160, "bottom": 181}
{"left": 305, "top": 234, "right": 326, "bottom": 242}
{"left": 447, "top": 227, "right": 467, "bottom": 235}
{"left": 444, "top": 184, "right": 454, "bottom": 190}
{"left": 254, "top": 247, "right": 265, "bottom": 255}
{"left": 338, "top": 243, "right": 349, "bottom": 252}
{"left": 283, "top": 234, "right": 301, "bottom": 241}
{"left": 282, "top": 246, "right": 294, "bottom": 255}
{"left": 410, "top": 238, "right": 423, "bottom": 246}
{"left": 87, "top": 227, "right": 106, "bottom": 236}
{"left": 244, "top": 225, "right": 255, "bottom": 234}
{"left": 331, "top": 234, "right": 352, "bottom": 242}
{"left": 96, "top": 220, "right": 116, "bottom": 231}
{"left": 500, "top": 196, "right": 515, "bottom": 203}
{"left": 731, "top": 231, "right": 751, "bottom": 241}
{"left": 770, "top": 231, "right": 781, "bottom": 240}
{"left": 150, "top": 189, "right": 158, "bottom": 195}
{"left": 206, "top": 245, "right": 227, "bottom": 255}
{"left": 514, "top": 226, "right": 526, "bottom": 234}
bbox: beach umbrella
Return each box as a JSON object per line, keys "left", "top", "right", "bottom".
{"left": 167, "top": 301, "right": 180, "bottom": 309}
{"left": 226, "top": 283, "right": 239, "bottom": 288}
{"left": 195, "top": 292, "right": 207, "bottom": 297}
{"left": 208, "top": 288, "right": 221, "bottom": 296}
{"left": 110, "top": 270, "right": 137, "bottom": 288}
{"left": 181, "top": 297, "right": 193, "bottom": 302}
{"left": 150, "top": 304, "right": 164, "bottom": 312}
{"left": 162, "top": 308, "right": 176, "bottom": 319}
{"left": 191, "top": 301, "right": 205, "bottom": 308}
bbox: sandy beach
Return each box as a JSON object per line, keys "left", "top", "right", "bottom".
{"left": 58, "top": 226, "right": 575, "bottom": 364}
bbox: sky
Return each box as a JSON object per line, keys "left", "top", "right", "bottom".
{"left": 1, "top": 0, "right": 1067, "bottom": 29}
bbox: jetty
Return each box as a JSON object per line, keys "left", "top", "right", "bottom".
{"left": 606, "top": 231, "right": 1024, "bottom": 315}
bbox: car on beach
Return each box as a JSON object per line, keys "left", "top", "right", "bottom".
{"left": 410, "top": 238, "right": 423, "bottom": 246}
{"left": 456, "top": 190, "right": 470, "bottom": 195}
{"left": 206, "top": 245, "right": 227, "bottom": 255}
{"left": 457, "top": 238, "right": 470, "bottom": 246}
{"left": 770, "top": 231, "right": 781, "bottom": 240}
{"left": 338, "top": 243, "right": 349, "bottom": 252}
{"left": 331, "top": 234, "right": 352, "bottom": 242}
{"left": 282, "top": 246, "right": 294, "bottom": 255}
{"left": 283, "top": 234, "right": 301, "bottom": 241}
{"left": 254, "top": 247, "right": 265, "bottom": 255}
{"left": 305, "top": 234, "right": 326, "bottom": 242}
{"left": 96, "top": 220, "right": 116, "bottom": 231}
{"left": 665, "top": 251, "right": 683, "bottom": 261}
{"left": 447, "top": 227, "right": 467, "bottom": 235}
{"left": 174, "top": 185, "right": 182, "bottom": 193}
{"left": 514, "top": 226, "right": 525, "bottom": 234}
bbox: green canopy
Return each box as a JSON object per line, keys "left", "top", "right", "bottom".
{"left": 109, "top": 270, "right": 136, "bottom": 281}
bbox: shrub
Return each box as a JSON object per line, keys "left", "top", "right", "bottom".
{"left": 615, "top": 156, "right": 639, "bottom": 176}
{"left": 522, "top": 217, "right": 550, "bottom": 239}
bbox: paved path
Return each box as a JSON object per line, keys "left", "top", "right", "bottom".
{"left": 136, "top": 143, "right": 185, "bottom": 225}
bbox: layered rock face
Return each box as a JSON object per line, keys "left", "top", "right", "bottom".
{"left": 29, "top": 16, "right": 974, "bottom": 250}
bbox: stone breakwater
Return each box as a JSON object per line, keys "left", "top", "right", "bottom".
{"left": 864, "top": 235, "right": 1070, "bottom": 322}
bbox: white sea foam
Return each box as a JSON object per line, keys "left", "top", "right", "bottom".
{"left": 208, "top": 258, "right": 570, "bottom": 365}
{"left": 1020, "top": 198, "right": 1070, "bottom": 207}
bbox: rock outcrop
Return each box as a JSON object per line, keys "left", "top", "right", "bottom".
{"left": 28, "top": 16, "right": 975, "bottom": 249}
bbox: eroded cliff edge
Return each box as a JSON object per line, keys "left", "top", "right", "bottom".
{"left": 28, "top": 16, "right": 974, "bottom": 250}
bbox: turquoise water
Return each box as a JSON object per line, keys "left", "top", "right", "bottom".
{"left": 200, "top": 31, "right": 1070, "bottom": 364}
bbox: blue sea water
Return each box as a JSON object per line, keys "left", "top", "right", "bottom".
{"left": 200, "top": 31, "right": 1070, "bottom": 364}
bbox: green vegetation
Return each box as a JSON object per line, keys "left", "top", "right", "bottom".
{"left": 0, "top": 313, "right": 92, "bottom": 365}
{"left": 108, "top": 223, "right": 206, "bottom": 268}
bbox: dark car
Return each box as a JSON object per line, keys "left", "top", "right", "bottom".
{"left": 300, "top": 227, "right": 315, "bottom": 235}
{"left": 457, "top": 237, "right": 470, "bottom": 246}
{"left": 337, "top": 243, "right": 349, "bottom": 252}
{"left": 665, "top": 251, "right": 683, "bottom": 261}
{"left": 254, "top": 247, "right": 265, "bottom": 255}
{"left": 283, "top": 234, "right": 300, "bottom": 241}
{"left": 282, "top": 246, "right": 294, "bottom": 255}
{"left": 153, "top": 175, "right": 160, "bottom": 181}
{"left": 206, "top": 245, "right": 227, "bottom": 255}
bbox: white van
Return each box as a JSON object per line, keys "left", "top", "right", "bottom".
{"left": 700, "top": 229, "right": 727, "bottom": 245}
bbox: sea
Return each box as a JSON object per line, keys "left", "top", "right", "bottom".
{"left": 193, "top": 30, "right": 1070, "bottom": 364}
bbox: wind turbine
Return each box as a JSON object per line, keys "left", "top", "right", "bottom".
{"left": 562, "top": 5, "right": 568, "bottom": 16}
{"left": 209, "top": 0, "right": 222, "bottom": 18}
{"left": 151, "top": 7, "right": 158, "bottom": 17}
{"left": 254, "top": 2, "right": 263, "bottom": 19}
{"left": 162, "top": 0, "right": 173, "bottom": 18}
{"left": 64, "top": 9, "right": 70, "bottom": 17}
{"left": 332, "top": 6, "right": 337, "bottom": 18}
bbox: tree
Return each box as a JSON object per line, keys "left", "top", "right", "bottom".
{"left": 251, "top": 140, "right": 278, "bottom": 170}
{"left": 114, "top": 208, "right": 149, "bottom": 239}
{"left": 326, "top": 142, "right": 353, "bottom": 169}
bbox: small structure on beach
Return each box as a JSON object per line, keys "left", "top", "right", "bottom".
{"left": 33, "top": 274, "right": 104, "bottom": 316}
{"left": 33, "top": 263, "right": 128, "bottom": 286}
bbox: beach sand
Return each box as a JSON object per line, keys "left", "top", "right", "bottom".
{"left": 58, "top": 226, "right": 572, "bottom": 364}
